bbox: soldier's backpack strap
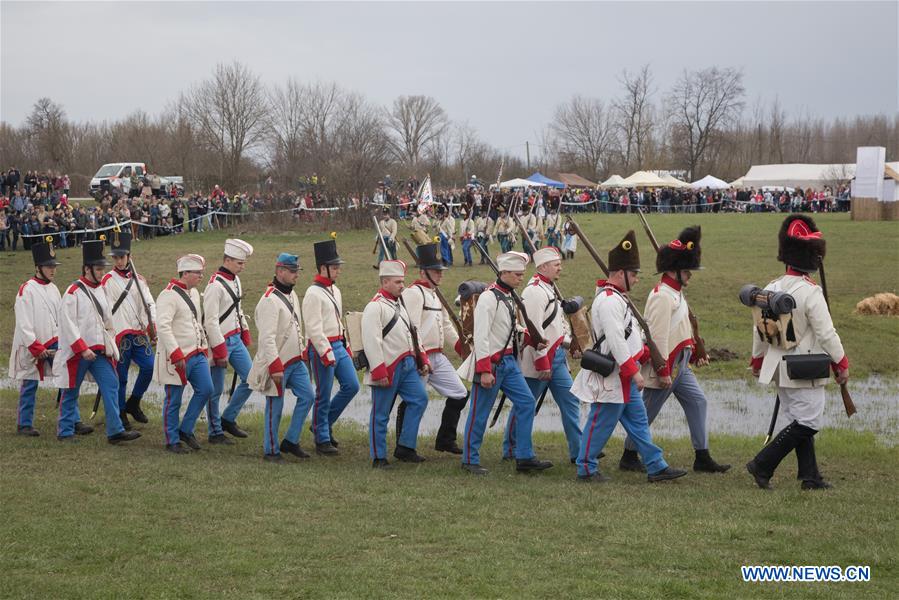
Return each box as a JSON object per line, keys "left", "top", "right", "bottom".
{"left": 490, "top": 288, "right": 517, "bottom": 354}
{"left": 216, "top": 276, "right": 242, "bottom": 324}
{"left": 111, "top": 275, "right": 135, "bottom": 315}
{"left": 75, "top": 280, "right": 105, "bottom": 319}
{"left": 171, "top": 285, "right": 199, "bottom": 321}
{"left": 381, "top": 300, "right": 402, "bottom": 338}
{"left": 271, "top": 289, "right": 300, "bottom": 326}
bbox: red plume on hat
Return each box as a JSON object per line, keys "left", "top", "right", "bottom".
{"left": 778, "top": 215, "right": 825, "bottom": 272}
{"left": 656, "top": 226, "right": 702, "bottom": 273}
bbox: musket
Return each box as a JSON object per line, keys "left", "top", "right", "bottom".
{"left": 400, "top": 238, "right": 472, "bottom": 357}
{"left": 636, "top": 208, "right": 709, "bottom": 362}
{"left": 817, "top": 256, "right": 856, "bottom": 417}
{"left": 564, "top": 216, "right": 667, "bottom": 375}
{"left": 372, "top": 214, "right": 392, "bottom": 268}
{"left": 510, "top": 197, "right": 584, "bottom": 355}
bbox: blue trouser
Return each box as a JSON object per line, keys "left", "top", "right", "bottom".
{"left": 212, "top": 335, "right": 253, "bottom": 436}
{"left": 116, "top": 334, "right": 154, "bottom": 410}
{"left": 498, "top": 234, "right": 512, "bottom": 253}
{"left": 58, "top": 354, "right": 123, "bottom": 438}
{"left": 461, "top": 238, "right": 473, "bottom": 265}
{"left": 308, "top": 341, "right": 360, "bottom": 444}
{"left": 17, "top": 341, "right": 58, "bottom": 428}
{"left": 624, "top": 349, "right": 709, "bottom": 452}
{"left": 369, "top": 356, "right": 428, "bottom": 459}
{"left": 503, "top": 349, "right": 582, "bottom": 460}
{"left": 439, "top": 232, "right": 453, "bottom": 265}
{"left": 264, "top": 360, "right": 315, "bottom": 455}
{"left": 163, "top": 353, "right": 214, "bottom": 445}
{"left": 576, "top": 381, "right": 668, "bottom": 477}
{"left": 462, "top": 355, "right": 536, "bottom": 465}
{"left": 377, "top": 239, "right": 397, "bottom": 262}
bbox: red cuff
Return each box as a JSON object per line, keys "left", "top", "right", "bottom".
{"left": 454, "top": 339, "right": 464, "bottom": 357}
{"left": 420, "top": 353, "right": 431, "bottom": 368}
{"left": 619, "top": 357, "right": 639, "bottom": 379}
{"left": 656, "top": 364, "right": 671, "bottom": 378}
{"left": 831, "top": 355, "right": 848, "bottom": 374}
{"left": 268, "top": 358, "right": 284, "bottom": 375}
{"left": 344, "top": 343, "right": 353, "bottom": 358}
{"left": 169, "top": 347, "right": 185, "bottom": 363}
{"left": 321, "top": 348, "right": 335, "bottom": 366}
{"left": 534, "top": 354, "right": 551, "bottom": 372}
{"left": 370, "top": 363, "right": 388, "bottom": 380}
{"left": 212, "top": 343, "right": 228, "bottom": 361}
{"left": 71, "top": 338, "right": 88, "bottom": 355}
{"left": 28, "top": 340, "right": 46, "bottom": 358}
{"left": 750, "top": 356, "right": 763, "bottom": 371}
{"left": 241, "top": 330, "right": 252, "bottom": 346}
{"left": 475, "top": 355, "right": 494, "bottom": 374}
{"left": 639, "top": 344, "right": 651, "bottom": 365}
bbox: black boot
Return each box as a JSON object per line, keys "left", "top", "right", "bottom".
{"left": 280, "top": 439, "right": 310, "bottom": 459}
{"left": 125, "top": 395, "right": 148, "bottom": 424}
{"left": 108, "top": 430, "right": 141, "bottom": 444}
{"left": 394, "top": 445, "right": 426, "bottom": 463}
{"left": 693, "top": 449, "right": 731, "bottom": 473}
{"left": 746, "top": 420, "right": 808, "bottom": 489}
{"left": 221, "top": 418, "right": 248, "bottom": 438}
{"left": 119, "top": 410, "right": 132, "bottom": 431}
{"left": 16, "top": 425, "right": 40, "bottom": 437}
{"left": 74, "top": 421, "right": 94, "bottom": 436}
{"left": 435, "top": 396, "right": 466, "bottom": 454}
{"left": 795, "top": 433, "right": 831, "bottom": 490}
{"left": 516, "top": 457, "right": 553, "bottom": 473}
{"left": 619, "top": 448, "right": 645, "bottom": 472}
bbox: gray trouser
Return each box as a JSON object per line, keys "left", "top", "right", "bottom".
{"left": 624, "top": 348, "right": 709, "bottom": 451}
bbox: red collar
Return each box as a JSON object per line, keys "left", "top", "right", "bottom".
{"left": 215, "top": 268, "right": 235, "bottom": 280}
{"left": 115, "top": 267, "right": 132, "bottom": 278}
{"left": 169, "top": 278, "right": 187, "bottom": 290}
{"left": 78, "top": 276, "right": 100, "bottom": 288}
{"left": 661, "top": 274, "right": 682, "bottom": 291}
{"left": 595, "top": 279, "right": 607, "bottom": 287}
{"left": 535, "top": 272, "right": 552, "bottom": 284}
{"left": 786, "top": 267, "right": 812, "bottom": 277}
{"left": 314, "top": 274, "right": 333, "bottom": 287}
{"left": 31, "top": 276, "right": 51, "bottom": 285}
{"left": 378, "top": 288, "right": 398, "bottom": 301}
{"left": 603, "top": 281, "right": 626, "bottom": 293}
{"left": 414, "top": 279, "right": 431, "bottom": 289}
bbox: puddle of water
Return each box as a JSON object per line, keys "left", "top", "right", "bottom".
{"left": 4, "top": 375, "right": 895, "bottom": 444}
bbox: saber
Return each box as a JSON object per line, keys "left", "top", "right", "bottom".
{"left": 489, "top": 393, "right": 507, "bottom": 428}
{"left": 763, "top": 394, "right": 780, "bottom": 446}
{"left": 534, "top": 385, "right": 551, "bottom": 416}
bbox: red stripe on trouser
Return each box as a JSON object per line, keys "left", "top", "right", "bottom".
{"left": 466, "top": 386, "right": 478, "bottom": 462}
{"left": 582, "top": 404, "right": 602, "bottom": 473}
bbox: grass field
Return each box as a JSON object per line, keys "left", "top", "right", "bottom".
{"left": 1, "top": 212, "right": 897, "bottom": 598}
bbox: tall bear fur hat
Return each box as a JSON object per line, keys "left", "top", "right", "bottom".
{"left": 778, "top": 215, "right": 825, "bottom": 272}
{"left": 656, "top": 226, "right": 702, "bottom": 273}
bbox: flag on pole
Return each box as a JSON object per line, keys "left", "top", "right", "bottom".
{"left": 417, "top": 175, "right": 433, "bottom": 214}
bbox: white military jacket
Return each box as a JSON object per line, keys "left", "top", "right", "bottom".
{"left": 494, "top": 215, "right": 514, "bottom": 237}
{"left": 519, "top": 273, "right": 570, "bottom": 378}
{"left": 459, "top": 217, "right": 476, "bottom": 240}
{"left": 247, "top": 283, "right": 306, "bottom": 397}
{"left": 640, "top": 275, "right": 695, "bottom": 388}
{"left": 203, "top": 268, "right": 249, "bottom": 361}
{"left": 153, "top": 280, "right": 209, "bottom": 386}
{"left": 571, "top": 284, "right": 647, "bottom": 404}
{"left": 475, "top": 216, "right": 494, "bottom": 238}
{"left": 9, "top": 277, "right": 61, "bottom": 382}
{"left": 457, "top": 281, "right": 523, "bottom": 382}
{"left": 401, "top": 280, "right": 460, "bottom": 355}
{"left": 101, "top": 267, "right": 157, "bottom": 345}
{"left": 302, "top": 275, "right": 346, "bottom": 366}
{"left": 379, "top": 218, "right": 398, "bottom": 241}
{"left": 751, "top": 271, "right": 847, "bottom": 389}
{"left": 411, "top": 214, "right": 431, "bottom": 232}
{"left": 54, "top": 277, "right": 120, "bottom": 389}
{"left": 361, "top": 290, "right": 429, "bottom": 385}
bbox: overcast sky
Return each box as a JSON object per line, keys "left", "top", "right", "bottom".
{"left": 2, "top": 1, "right": 897, "bottom": 159}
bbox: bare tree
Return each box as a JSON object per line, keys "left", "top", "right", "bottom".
{"left": 768, "top": 96, "right": 786, "bottom": 163}
{"left": 333, "top": 92, "right": 391, "bottom": 195}
{"left": 386, "top": 95, "right": 449, "bottom": 170}
{"left": 667, "top": 67, "right": 745, "bottom": 179}
{"left": 614, "top": 64, "right": 654, "bottom": 171}
{"left": 25, "top": 97, "right": 71, "bottom": 168}
{"left": 549, "top": 95, "right": 617, "bottom": 179}
{"left": 267, "top": 78, "right": 307, "bottom": 186}
{"left": 184, "top": 61, "right": 270, "bottom": 189}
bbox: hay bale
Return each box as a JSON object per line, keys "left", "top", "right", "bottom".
{"left": 855, "top": 293, "right": 899, "bottom": 316}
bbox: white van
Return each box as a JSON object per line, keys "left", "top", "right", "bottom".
{"left": 89, "top": 162, "right": 148, "bottom": 197}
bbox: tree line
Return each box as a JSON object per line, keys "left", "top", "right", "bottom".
{"left": 1, "top": 61, "right": 895, "bottom": 196}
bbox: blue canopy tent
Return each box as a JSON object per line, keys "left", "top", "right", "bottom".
{"left": 526, "top": 172, "right": 566, "bottom": 188}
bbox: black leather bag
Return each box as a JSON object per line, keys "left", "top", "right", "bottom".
{"left": 352, "top": 349, "right": 369, "bottom": 372}
{"left": 580, "top": 348, "right": 616, "bottom": 377}
{"left": 783, "top": 353, "right": 831, "bottom": 380}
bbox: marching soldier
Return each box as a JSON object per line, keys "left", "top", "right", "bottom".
{"left": 153, "top": 254, "right": 212, "bottom": 453}
{"left": 458, "top": 208, "right": 476, "bottom": 267}
{"left": 55, "top": 240, "right": 140, "bottom": 444}
{"left": 362, "top": 259, "right": 431, "bottom": 468}
{"left": 619, "top": 227, "right": 731, "bottom": 474}
{"left": 544, "top": 207, "right": 562, "bottom": 250}
{"left": 570, "top": 231, "right": 686, "bottom": 483}
{"left": 503, "top": 247, "right": 582, "bottom": 463}
{"left": 397, "top": 243, "right": 469, "bottom": 454}
{"left": 302, "top": 239, "right": 360, "bottom": 455}
{"left": 411, "top": 207, "right": 431, "bottom": 238}
{"left": 247, "top": 253, "right": 314, "bottom": 463}
{"left": 494, "top": 206, "right": 514, "bottom": 253}
{"left": 522, "top": 204, "right": 541, "bottom": 257}
{"left": 206, "top": 239, "right": 254, "bottom": 443}
{"left": 474, "top": 207, "right": 494, "bottom": 265}
{"left": 458, "top": 251, "right": 553, "bottom": 475}
{"left": 101, "top": 230, "right": 157, "bottom": 429}
{"left": 437, "top": 206, "right": 455, "bottom": 266}
{"left": 746, "top": 215, "right": 848, "bottom": 490}
{"left": 9, "top": 240, "right": 62, "bottom": 436}
{"left": 376, "top": 208, "right": 398, "bottom": 262}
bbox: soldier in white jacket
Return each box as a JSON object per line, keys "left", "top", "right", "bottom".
{"left": 458, "top": 208, "right": 476, "bottom": 266}
{"left": 247, "top": 253, "right": 314, "bottom": 463}
{"left": 746, "top": 215, "right": 848, "bottom": 490}
{"left": 571, "top": 231, "right": 686, "bottom": 483}
{"left": 101, "top": 230, "right": 157, "bottom": 428}
{"left": 9, "top": 241, "right": 62, "bottom": 436}
{"left": 206, "top": 238, "right": 254, "bottom": 443}
{"left": 55, "top": 240, "right": 140, "bottom": 444}
{"left": 362, "top": 259, "right": 431, "bottom": 468}
{"left": 376, "top": 208, "right": 398, "bottom": 262}
{"left": 458, "top": 251, "right": 553, "bottom": 475}
{"left": 437, "top": 206, "right": 455, "bottom": 266}
{"left": 474, "top": 209, "right": 494, "bottom": 265}
{"left": 396, "top": 243, "right": 469, "bottom": 454}
{"left": 153, "top": 254, "right": 212, "bottom": 453}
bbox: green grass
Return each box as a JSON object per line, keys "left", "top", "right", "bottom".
{"left": 2, "top": 212, "right": 897, "bottom": 378}
{"left": 0, "top": 393, "right": 896, "bottom": 598}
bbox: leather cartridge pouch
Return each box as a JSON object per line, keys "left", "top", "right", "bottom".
{"left": 783, "top": 353, "right": 831, "bottom": 380}
{"left": 580, "top": 334, "right": 615, "bottom": 377}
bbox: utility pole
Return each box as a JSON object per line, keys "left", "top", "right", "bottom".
{"left": 526, "top": 141, "right": 531, "bottom": 171}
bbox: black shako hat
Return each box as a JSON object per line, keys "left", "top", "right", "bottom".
{"left": 608, "top": 230, "right": 641, "bottom": 272}
{"left": 32, "top": 239, "right": 61, "bottom": 267}
{"left": 416, "top": 243, "right": 446, "bottom": 271}
{"left": 109, "top": 230, "right": 132, "bottom": 256}
{"left": 313, "top": 240, "right": 344, "bottom": 268}
{"left": 83, "top": 239, "right": 110, "bottom": 267}
{"left": 778, "top": 215, "right": 826, "bottom": 272}
{"left": 656, "top": 226, "right": 702, "bottom": 273}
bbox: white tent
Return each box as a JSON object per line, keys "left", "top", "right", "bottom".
{"left": 691, "top": 175, "right": 730, "bottom": 190}
{"left": 493, "top": 177, "right": 547, "bottom": 189}
{"left": 741, "top": 163, "right": 856, "bottom": 189}
{"left": 729, "top": 176, "right": 745, "bottom": 188}
{"left": 600, "top": 174, "right": 626, "bottom": 188}
{"left": 620, "top": 171, "right": 667, "bottom": 188}
{"left": 660, "top": 173, "right": 691, "bottom": 188}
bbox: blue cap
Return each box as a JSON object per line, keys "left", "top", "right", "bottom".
{"left": 276, "top": 253, "right": 301, "bottom": 271}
